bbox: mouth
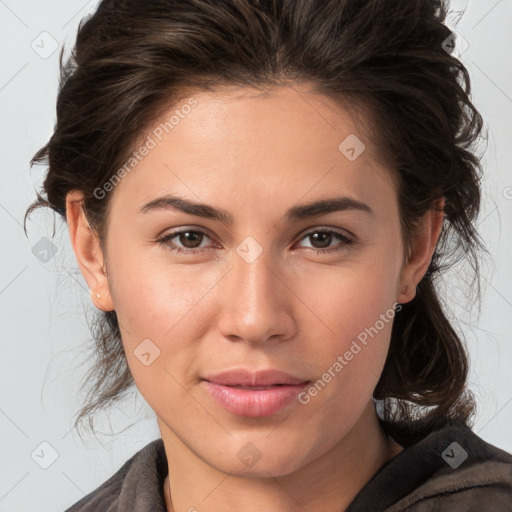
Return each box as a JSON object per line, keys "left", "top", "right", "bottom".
{"left": 203, "top": 368, "right": 309, "bottom": 387}
{"left": 226, "top": 384, "right": 289, "bottom": 390}
{"left": 201, "top": 368, "right": 310, "bottom": 417}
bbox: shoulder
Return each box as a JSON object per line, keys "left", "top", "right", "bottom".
{"left": 62, "top": 438, "right": 168, "bottom": 512}
{"left": 346, "top": 421, "right": 512, "bottom": 511}
{"left": 387, "top": 424, "right": 512, "bottom": 511}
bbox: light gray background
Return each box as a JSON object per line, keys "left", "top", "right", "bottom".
{"left": 1, "top": 1, "right": 511, "bottom": 510}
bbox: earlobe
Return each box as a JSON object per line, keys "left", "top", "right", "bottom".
{"left": 397, "top": 197, "right": 445, "bottom": 304}
{"left": 397, "top": 283, "right": 415, "bottom": 304}
{"left": 65, "top": 190, "right": 115, "bottom": 311}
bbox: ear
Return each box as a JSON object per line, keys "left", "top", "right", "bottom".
{"left": 397, "top": 197, "right": 445, "bottom": 304}
{"left": 65, "top": 190, "right": 115, "bottom": 311}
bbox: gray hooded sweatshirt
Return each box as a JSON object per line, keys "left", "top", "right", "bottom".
{"left": 63, "top": 422, "right": 512, "bottom": 511}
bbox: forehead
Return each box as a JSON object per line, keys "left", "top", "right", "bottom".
{"left": 108, "top": 85, "right": 397, "bottom": 218}
{"left": 153, "top": 84, "right": 370, "bottom": 156}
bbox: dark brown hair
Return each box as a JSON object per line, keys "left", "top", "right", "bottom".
{"left": 25, "top": 0, "right": 487, "bottom": 442}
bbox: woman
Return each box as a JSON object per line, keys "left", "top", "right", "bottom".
{"left": 25, "top": 0, "right": 512, "bottom": 510}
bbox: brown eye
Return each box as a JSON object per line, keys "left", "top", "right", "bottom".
{"left": 157, "top": 229, "right": 213, "bottom": 254}
{"left": 178, "top": 231, "right": 204, "bottom": 248}
{"left": 308, "top": 231, "right": 334, "bottom": 249}
{"left": 296, "top": 229, "right": 354, "bottom": 254}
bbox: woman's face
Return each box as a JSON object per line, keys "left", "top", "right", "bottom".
{"left": 85, "top": 85, "right": 414, "bottom": 476}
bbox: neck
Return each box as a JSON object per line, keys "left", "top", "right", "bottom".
{"left": 161, "top": 402, "right": 403, "bottom": 512}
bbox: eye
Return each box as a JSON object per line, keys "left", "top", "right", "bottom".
{"left": 157, "top": 227, "right": 354, "bottom": 255}
{"left": 294, "top": 228, "right": 354, "bottom": 254}
{"left": 157, "top": 228, "right": 215, "bottom": 254}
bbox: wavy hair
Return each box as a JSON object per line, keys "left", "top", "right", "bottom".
{"left": 25, "top": 0, "right": 486, "bottom": 441}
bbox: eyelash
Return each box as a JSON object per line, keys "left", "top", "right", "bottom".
{"left": 156, "top": 228, "right": 354, "bottom": 255}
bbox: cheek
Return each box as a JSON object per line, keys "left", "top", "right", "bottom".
{"left": 296, "top": 241, "right": 402, "bottom": 400}
{"left": 109, "top": 241, "right": 221, "bottom": 336}
{"left": 306, "top": 245, "right": 401, "bottom": 342}
{"left": 105, "top": 243, "right": 221, "bottom": 387}
{"left": 304, "top": 274, "right": 396, "bottom": 380}
{"left": 111, "top": 258, "right": 214, "bottom": 416}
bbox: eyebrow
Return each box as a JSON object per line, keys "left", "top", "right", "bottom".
{"left": 139, "top": 194, "right": 373, "bottom": 224}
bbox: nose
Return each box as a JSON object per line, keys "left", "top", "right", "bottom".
{"left": 215, "top": 244, "right": 297, "bottom": 345}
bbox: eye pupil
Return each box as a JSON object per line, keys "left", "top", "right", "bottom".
{"left": 180, "top": 231, "right": 203, "bottom": 248}
{"left": 310, "top": 232, "right": 332, "bottom": 248}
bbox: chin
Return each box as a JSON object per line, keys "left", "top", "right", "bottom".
{"left": 201, "top": 437, "right": 317, "bottom": 479}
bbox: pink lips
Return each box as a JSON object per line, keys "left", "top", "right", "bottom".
{"left": 202, "top": 369, "right": 309, "bottom": 417}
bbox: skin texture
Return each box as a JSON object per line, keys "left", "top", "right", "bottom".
{"left": 66, "top": 84, "right": 444, "bottom": 512}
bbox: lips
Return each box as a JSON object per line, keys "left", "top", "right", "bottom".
{"left": 203, "top": 368, "right": 308, "bottom": 387}
{"left": 201, "top": 369, "right": 310, "bottom": 417}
